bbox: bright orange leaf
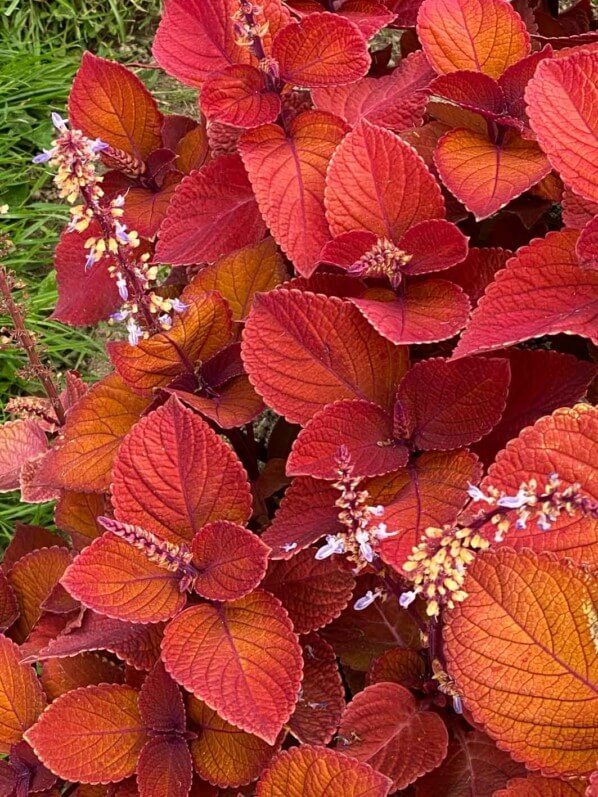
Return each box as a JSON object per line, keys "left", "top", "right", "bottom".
{"left": 0, "top": 635, "right": 45, "bottom": 753}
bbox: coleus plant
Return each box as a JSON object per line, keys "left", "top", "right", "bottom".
{"left": 0, "top": 0, "right": 597, "bottom": 793}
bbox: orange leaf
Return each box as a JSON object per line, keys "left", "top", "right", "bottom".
{"left": 0, "top": 635, "right": 45, "bottom": 753}
{"left": 373, "top": 449, "right": 482, "bottom": 571}
{"left": 526, "top": 51, "right": 598, "bottom": 203}
{"left": 494, "top": 776, "right": 587, "bottom": 796}
{"left": 35, "top": 373, "right": 150, "bottom": 493}
{"left": 69, "top": 52, "right": 163, "bottom": 159}
{"left": 191, "top": 521, "right": 270, "bottom": 601}
{"left": 7, "top": 547, "right": 73, "bottom": 643}
{"left": 0, "top": 572, "right": 18, "bottom": 633}
{"left": 0, "top": 421, "right": 47, "bottom": 493}
{"left": 240, "top": 111, "right": 348, "bottom": 277}
{"left": 271, "top": 13, "right": 371, "bottom": 88}
{"left": 417, "top": 0, "right": 530, "bottom": 78}
{"left": 288, "top": 633, "right": 345, "bottom": 745}
{"left": 61, "top": 533, "right": 187, "bottom": 623}
{"left": 366, "top": 649, "right": 425, "bottom": 689}
{"left": 480, "top": 404, "right": 598, "bottom": 566}
{"left": 200, "top": 65, "right": 281, "bottom": 128}
{"left": 262, "top": 549, "right": 355, "bottom": 633}
{"left": 1, "top": 524, "right": 65, "bottom": 572}
{"left": 188, "top": 697, "right": 280, "bottom": 788}
{"left": 161, "top": 590, "right": 303, "bottom": 744}
{"left": 325, "top": 120, "right": 445, "bottom": 240}
{"left": 453, "top": 229, "right": 598, "bottom": 358}
{"left": 25, "top": 684, "right": 147, "bottom": 784}
{"left": 337, "top": 682, "right": 449, "bottom": 790}
{"left": 109, "top": 292, "right": 232, "bottom": 396}
{"left": 112, "top": 398, "right": 252, "bottom": 543}
{"left": 242, "top": 290, "right": 408, "bottom": 425}
{"left": 41, "top": 653, "right": 124, "bottom": 701}
{"left": 184, "top": 238, "right": 287, "bottom": 321}
{"left": 414, "top": 728, "right": 526, "bottom": 796}
{"left": 255, "top": 745, "right": 392, "bottom": 796}
{"left": 434, "top": 128, "right": 551, "bottom": 220}
{"left": 444, "top": 549, "right": 598, "bottom": 777}
{"left": 54, "top": 491, "right": 106, "bottom": 550}
{"left": 137, "top": 736, "right": 193, "bottom": 797}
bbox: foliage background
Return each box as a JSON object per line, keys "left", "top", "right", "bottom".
{"left": 0, "top": 0, "right": 190, "bottom": 536}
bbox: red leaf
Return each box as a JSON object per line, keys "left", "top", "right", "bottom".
{"left": 2, "top": 525, "right": 64, "bottom": 573}
{"left": 185, "top": 238, "right": 287, "bottom": 321}
{"left": 326, "top": 121, "right": 445, "bottom": 240}
{"left": 0, "top": 636, "right": 45, "bottom": 753}
{"left": 155, "top": 155, "right": 267, "bottom": 266}
{"left": 336, "top": 0, "right": 397, "bottom": 38}
{"left": 152, "top": 0, "right": 291, "bottom": 87}
{"left": 367, "top": 648, "right": 425, "bottom": 688}
{"left": 374, "top": 449, "right": 482, "bottom": 570}
{"left": 34, "top": 373, "right": 150, "bottom": 493}
{"left": 494, "top": 777, "right": 587, "bottom": 796}
{"left": 526, "top": 50, "right": 598, "bottom": 202}
{"left": 108, "top": 291, "right": 232, "bottom": 395}
{"left": 430, "top": 71, "right": 506, "bottom": 117}
{"left": 473, "top": 349, "right": 597, "bottom": 464}
{"left": 577, "top": 214, "right": 598, "bottom": 271}
{"left": 188, "top": 697, "right": 280, "bottom": 788}
{"left": 0, "top": 573, "right": 18, "bottom": 632}
{"left": 289, "top": 633, "right": 345, "bottom": 745}
{"left": 453, "top": 229, "right": 598, "bottom": 357}
{"left": 200, "top": 65, "right": 281, "bottom": 128}
{"left": 240, "top": 111, "right": 348, "bottom": 277}
{"left": 395, "top": 356, "right": 510, "bottom": 450}
{"left": 112, "top": 398, "right": 252, "bottom": 543}
{"left": 139, "top": 662, "right": 186, "bottom": 732}
{"left": 443, "top": 246, "right": 511, "bottom": 306}
{"left": 137, "top": 736, "right": 193, "bottom": 797}
{"left": 33, "top": 611, "right": 164, "bottom": 672}
{"left": 262, "top": 477, "right": 342, "bottom": 559}
{"left": 272, "top": 13, "right": 370, "bottom": 88}
{"left": 417, "top": 0, "right": 530, "bottom": 78}
{"left": 262, "top": 550, "right": 355, "bottom": 633}
{"left": 104, "top": 175, "right": 181, "bottom": 239}
{"left": 414, "top": 729, "right": 526, "bottom": 796}
{"left": 52, "top": 224, "right": 121, "bottom": 326}
{"left": 562, "top": 188, "right": 598, "bottom": 229}
{"left": 434, "top": 128, "right": 551, "bottom": 220}
{"left": 312, "top": 50, "right": 434, "bottom": 131}
{"left": 69, "top": 53, "right": 162, "bottom": 159}
{"left": 351, "top": 279, "right": 471, "bottom": 345}
{"left": 25, "top": 684, "right": 147, "bottom": 784}
{"left": 161, "top": 590, "right": 303, "bottom": 744}
{"left": 242, "top": 290, "right": 408, "bottom": 424}
{"left": 338, "top": 682, "right": 449, "bottom": 790}
{"left": 0, "top": 421, "right": 47, "bottom": 493}
{"left": 7, "top": 547, "right": 73, "bottom": 643}
{"left": 480, "top": 404, "right": 598, "bottom": 565}
{"left": 41, "top": 653, "right": 124, "bottom": 701}
{"left": 256, "top": 745, "right": 392, "bottom": 796}
{"left": 191, "top": 521, "right": 270, "bottom": 601}
{"left": 399, "top": 219, "right": 469, "bottom": 275}
{"left": 287, "top": 400, "right": 407, "bottom": 479}
{"left": 169, "top": 377, "right": 264, "bottom": 430}
{"left": 61, "top": 532, "right": 186, "bottom": 624}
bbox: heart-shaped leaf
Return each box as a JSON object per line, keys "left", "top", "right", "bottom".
{"left": 25, "top": 684, "right": 147, "bottom": 784}
{"left": 112, "top": 398, "right": 252, "bottom": 543}
{"left": 200, "top": 65, "right": 281, "bottom": 128}
{"left": 61, "top": 533, "right": 187, "bottom": 623}
{"left": 338, "top": 682, "right": 449, "bottom": 790}
{"left": 444, "top": 549, "right": 598, "bottom": 778}
{"left": 526, "top": 51, "right": 598, "bottom": 202}
{"left": 325, "top": 121, "right": 445, "bottom": 240}
{"left": 191, "top": 521, "right": 270, "bottom": 601}
{"left": 262, "top": 550, "right": 355, "bottom": 633}
{"left": 41, "top": 653, "right": 124, "bottom": 701}
{"left": 242, "top": 290, "right": 408, "bottom": 424}
{"left": 155, "top": 155, "right": 267, "bottom": 265}
{"left": 272, "top": 13, "right": 371, "bottom": 88}
{"left": 453, "top": 230, "right": 598, "bottom": 357}
{"left": 161, "top": 590, "right": 303, "bottom": 744}
{"left": 137, "top": 736, "right": 193, "bottom": 797}
{"left": 417, "top": 0, "right": 530, "bottom": 78}
{"left": 0, "top": 636, "right": 45, "bottom": 753}
{"left": 240, "top": 111, "right": 348, "bottom": 277}
{"left": 256, "top": 745, "right": 392, "bottom": 796}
